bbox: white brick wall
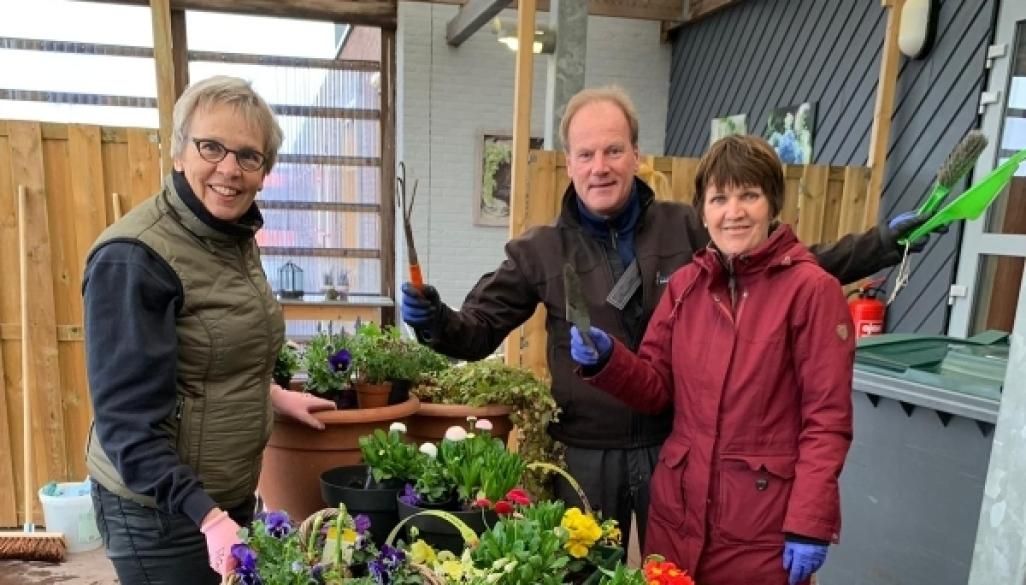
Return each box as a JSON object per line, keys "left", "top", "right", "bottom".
{"left": 397, "top": 1, "right": 670, "bottom": 309}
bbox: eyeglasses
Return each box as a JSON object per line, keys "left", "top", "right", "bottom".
{"left": 191, "top": 138, "right": 267, "bottom": 172}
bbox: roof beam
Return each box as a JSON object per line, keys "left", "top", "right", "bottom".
{"left": 446, "top": 0, "right": 511, "bottom": 46}
{"left": 73, "top": 0, "right": 398, "bottom": 28}
{"left": 429, "top": 0, "right": 684, "bottom": 22}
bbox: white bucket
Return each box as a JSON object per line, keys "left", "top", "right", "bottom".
{"left": 37, "top": 482, "right": 102, "bottom": 553}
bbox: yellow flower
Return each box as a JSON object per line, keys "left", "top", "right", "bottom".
{"left": 565, "top": 540, "right": 591, "bottom": 558}
{"left": 441, "top": 559, "right": 464, "bottom": 580}
{"left": 341, "top": 528, "right": 357, "bottom": 543}
{"left": 411, "top": 539, "right": 437, "bottom": 565}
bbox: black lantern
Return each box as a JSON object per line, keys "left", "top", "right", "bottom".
{"left": 278, "top": 261, "right": 304, "bottom": 299}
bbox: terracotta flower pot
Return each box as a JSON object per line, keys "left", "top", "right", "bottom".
{"left": 257, "top": 395, "right": 420, "bottom": 520}
{"left": 406, "top": 402, "right": 514, "bottom": 446}
{"left": 356, "top": 381, "right": 392, "bottom": 409}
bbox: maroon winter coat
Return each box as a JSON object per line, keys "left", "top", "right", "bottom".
{"left": 587, "top": 224, "right": 855, "bottom": 585}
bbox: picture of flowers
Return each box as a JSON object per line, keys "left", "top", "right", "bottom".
{"left": 710, "top": 113, "right": 747, "bottom": 146}
{"left": 475, "top": 133, "right": 543, "bottom": 227}
{"left": 764, "top": 102, "right": 815, "bottom": 164}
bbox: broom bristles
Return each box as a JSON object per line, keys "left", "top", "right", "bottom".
{"left": 937, "top": 130, "right": 988, "bottom": 188}
{"left": 0, "top": 531, "right": 67, "bottom": 563}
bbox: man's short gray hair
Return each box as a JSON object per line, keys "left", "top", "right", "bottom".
{"left": 171, "top": 75, "right": 284, "bottom": 173}
{"left": 559, "top": 85, "right": 639, "bottom": 151}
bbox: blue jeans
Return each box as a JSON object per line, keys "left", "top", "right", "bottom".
{"left": 91, "top": 480, "right": 255, "bottom": 585}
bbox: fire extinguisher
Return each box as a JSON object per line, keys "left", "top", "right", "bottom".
{"left": 848, "top": 278, "right": 886, "bottom": 339}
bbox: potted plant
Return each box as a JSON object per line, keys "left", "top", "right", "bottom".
{"left": 320, "top": 422, "right": 423, "bottom": 548}
{"left": 411, "top": 358, "right": 562, "bottom": 498}
{"left": 259, "top": 327, "right": 421, "bottom": 521}
{"left": 272, "top": 340, "right": 302, "bottom": 389}
{"left": 349, "top": 323, "right": 443, "bottom": 408}
{"left": 302, "top": 328, "right": 357, "bottom": 409}
{"left": 395, "top": 419, "right": 527, "bottom": 553}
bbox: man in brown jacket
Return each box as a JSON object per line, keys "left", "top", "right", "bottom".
{"left": 401, "top": 86, "right": 935, "bottom": 554}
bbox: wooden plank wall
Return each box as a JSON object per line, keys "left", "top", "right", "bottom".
{"left": 506, "top": 150, "right": 871, "bottom": 380}
{"left": 0, "top": 120, "right": 160, "bottom": 527}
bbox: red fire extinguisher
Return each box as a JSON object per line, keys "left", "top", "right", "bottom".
{"left": 848, "top": 278, "right": 886, "bottom": 339}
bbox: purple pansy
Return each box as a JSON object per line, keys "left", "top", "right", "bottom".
{"left": 231, "top": 543, "right": 261, "bottom": 584}
{"left": 310, "top": 562, "right": 327, "bottom": 584}
{"left": 354, "top": 514, "right": 371, "bottom": 534}
{"left": 329, "top": 348, "right": 351, "bottom": 373}
{"left": 369, "top": 545, "right": 406, "bottom": 584}
{"left": 264, "top": 510, "right": 292, "bottom": 539}
{"left": 398, "top": 483, "right": 421, "bottom": 506}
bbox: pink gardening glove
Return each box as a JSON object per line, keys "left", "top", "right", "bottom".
{"left": 270, "top": 384, "right": 336, "bottom": 430}
{"left": 199, "top": 509, "right": 241, "bottom": 576}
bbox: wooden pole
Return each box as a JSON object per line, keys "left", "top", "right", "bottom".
{"left": 380, "top": 28, "right": 397, "bottom": 323}
{"left": 509, "top": 0, "right": 538, "bottom": 243}
{"left": 171, "top": 9, "right": 190, "bottom": 98}
{"left": 865, "top": 0, "right": 905, "bottom": 229}
{"left": 150, "top": 0, "right": 176, "bottom": 176}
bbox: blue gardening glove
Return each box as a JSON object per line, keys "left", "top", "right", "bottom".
{"left": 783, "top": 540, "right": 829, "bottom": 585}
{"left": 569, "top": 325, "right": 613, "bottom": 367}
{"left": 401, "top": 282, "right": 441, "bottom": 333}
{"left": 887, "top": 210, "right": 948, "bottom": 253}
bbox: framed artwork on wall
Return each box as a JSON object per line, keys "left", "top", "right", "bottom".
{"left": 710, "top": 113, "right": 747, "bottom": 146}
{"left": 474, "top": 132, "right": 544, "bottom": 226}
{"left": 764, "top": 102, "right": 816, "bottom": 164}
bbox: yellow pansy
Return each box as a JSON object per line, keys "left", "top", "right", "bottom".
{"left": 410, "top": 539, "right": 437, "bottom": 565}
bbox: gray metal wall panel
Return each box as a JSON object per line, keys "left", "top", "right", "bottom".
{"left": 666, "top": 0, "right": 998, "bottom": 334}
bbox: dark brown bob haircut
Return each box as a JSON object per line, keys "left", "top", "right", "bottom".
{"left": 693, "top": 135, "right": 784, "bottom": 217}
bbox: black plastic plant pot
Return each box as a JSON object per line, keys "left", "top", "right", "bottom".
{"left": 320, "top": 465, "right": 401, "bottom": 548}
{"left": 395, "top": 496, "right": 497, "bottom": 554}
{"left": 387, "top": 379, "right": 411, "bottom": 405}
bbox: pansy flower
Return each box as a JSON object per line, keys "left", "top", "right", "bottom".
{"left": 328, "top": 348, "right": 351, "bottom": 373}
{"left": 399, "top": 483, "right": 422, "bottom": 506}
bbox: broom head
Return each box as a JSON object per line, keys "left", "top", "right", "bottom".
{"left": 0, "top": 531, "right": 67, "bottom": 562}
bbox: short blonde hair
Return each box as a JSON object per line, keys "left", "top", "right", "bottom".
{"left": 559, "top": 85, "right": 639, "bottom": 151}
{"left": 171, "top": 75, "right": 284, "bottom": 173}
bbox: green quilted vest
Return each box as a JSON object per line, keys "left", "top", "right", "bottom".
{"left": 85, "top": 175, "right": 285, "bottom": 511}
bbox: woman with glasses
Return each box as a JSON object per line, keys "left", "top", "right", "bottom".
{"left": 82, "top": 75, "right": 336, "bottom": 584}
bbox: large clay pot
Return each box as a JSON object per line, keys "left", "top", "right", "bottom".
{"left": 406, "top": 402, "right": 514, "bottom": 446}
{"left": 258, "top": 395, "right": 420, "bottom": 520}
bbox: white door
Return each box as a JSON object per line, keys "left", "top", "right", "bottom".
{"left": 948, "top": 0, "right": 1026, "bottom": 338}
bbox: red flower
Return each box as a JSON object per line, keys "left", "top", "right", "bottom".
{"left": 472, "top": 498, "right": 492, "bottom": 509}
{"left": 643, "top": 560, "right": 695, "bottom": 585}
{"left": 494, "top": 500, "right": 515, "bottom": 515}
{"left": 505, "top": 488, "right": 531, "bottom": 506}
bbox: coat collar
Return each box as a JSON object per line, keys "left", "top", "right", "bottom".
{"left": 693, "top": 223, "right": 815, "bottom": 279}
{"left": 557, "top": 177, "right": 655, "bottom": 230}
{"left": 165, "top": 171, "right": 263, "bottom": 242}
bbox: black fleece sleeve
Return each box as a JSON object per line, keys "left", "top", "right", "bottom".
{"left": 84, "top": 241, "right": 217, "bottom": 525}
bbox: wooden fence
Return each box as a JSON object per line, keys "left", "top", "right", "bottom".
{"left": 0, "top": 120, "right": 160, "bottom": 527}
{"left": 505, "top": 150, "right": 874, "bottom": 381}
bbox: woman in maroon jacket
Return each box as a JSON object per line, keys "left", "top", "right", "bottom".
{"left": 570, "top": 135, "right": 855, "bottom": 585}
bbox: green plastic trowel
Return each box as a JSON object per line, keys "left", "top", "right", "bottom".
{"left": 900, "top": 148, "right": 1026, "bottom": 245}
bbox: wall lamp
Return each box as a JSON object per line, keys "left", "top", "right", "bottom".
{"left": 492, "top": 18, "right": 557, "bottom": 55}
{"left": 898, "top": 0, "right": 938, "bottom": 59}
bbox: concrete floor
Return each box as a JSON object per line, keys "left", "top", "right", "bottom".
{"left": 0, "top": 547, "right": 117, "bottom": 585}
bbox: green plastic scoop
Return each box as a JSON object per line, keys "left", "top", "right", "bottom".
{"left": 901, "top": 148, "right": 1026, "bottom": 245}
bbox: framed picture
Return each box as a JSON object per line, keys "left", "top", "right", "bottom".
{"left": 710, "top": 113, "right": 747, "bottom": 146}
{"left": 764, "top": 102, "right": 816, "bottom": 164}
{"left": 474, "top": 132, "right": 544, "bottom": 226}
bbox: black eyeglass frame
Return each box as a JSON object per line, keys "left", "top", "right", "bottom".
{"left": 191, "top": 138, "right": 268, "bottom": 172}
